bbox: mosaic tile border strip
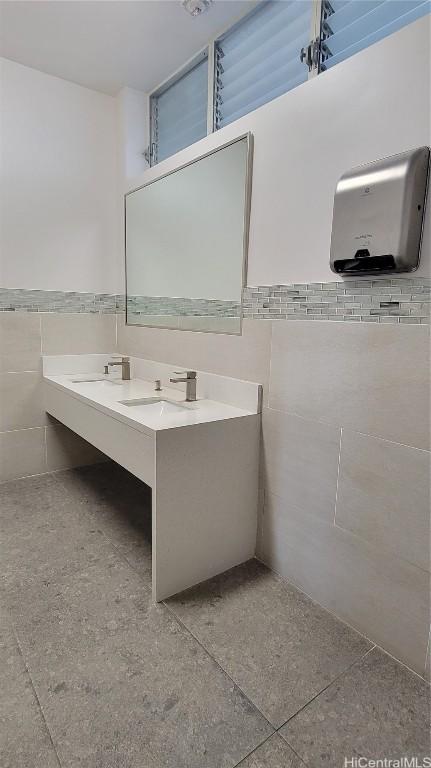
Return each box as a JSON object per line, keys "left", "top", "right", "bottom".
{"left": 127, "top": 295, "right": 240, "bottom": 318}
{"left": 0, "top": 289, "right": 125, "bottom": 314}
{"left": 1, "top": 278, "right": 430, "bottom": 324}
{"left": 243, "top": 277, "right": 431, "bottom": 324}
{"left": 0, "top": 289, "right": 238, "bottom": 318}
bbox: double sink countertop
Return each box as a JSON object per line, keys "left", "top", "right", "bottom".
{"left": 43, "top": 371, "right": 256, "bottom": 438}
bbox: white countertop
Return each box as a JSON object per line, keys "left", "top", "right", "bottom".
{"left": 43, "top": 372, "right": 255, "bottom": 437}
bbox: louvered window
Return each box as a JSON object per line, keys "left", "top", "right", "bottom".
{"left": 147, "top": 0, "right": 430, "bottom": 164}
{"left": 214, "top": 0, "right": 313, "bottom": 130}
{"left": 320, "top": 0, "right": 430, "bottom": 70}
{"left": 150, "top": 54, "right": 208, "bottom": 165}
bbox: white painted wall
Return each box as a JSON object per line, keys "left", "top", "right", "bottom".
{"left": 116, "top": 87, "right": 148, "bottom": 181}
{"left": 125, "top": 17, "right": 431, "bottom": 286}
{"left": 1, "top": 17, "right": 428, "bottom": 295}
{"left": 0, "top": 57, "right": 121, "bottom": 293}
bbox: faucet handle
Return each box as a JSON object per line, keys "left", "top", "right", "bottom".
{"left": 174, "top": 370, "right": 196, "bottom": 378}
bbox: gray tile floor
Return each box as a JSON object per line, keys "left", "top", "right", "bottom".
{"left": 1, "top": 463, "right": 429, "bottom": 768}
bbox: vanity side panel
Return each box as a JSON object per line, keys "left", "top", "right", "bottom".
{"left": 43, "top": 382, "right": 155, "bottom": 486}
{"left": 153, "top": 414, "right": 260, "bottom": 601}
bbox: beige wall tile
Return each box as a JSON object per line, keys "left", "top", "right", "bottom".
{"left": 258, "top": 491, "right": 430, "bottom": 675}
{"left": 127, "top": 315, "right": 180, "bottom": 329}
{"left": 0, "top": 312, "right": 41, "bottom": 372}
{"left": 269, "top": 322, "right": 430, "bottom": 450}
{"left": 41, "top": 313, "right": 116, "bottom": 355}
{"left": 0, "top": 428, "right": 47, "bottom": 482}
{"left": 128, "top": 314, "right": 241, "bottom": 333}
{"left": 46, "top": 422, "right": 107, "bottom": 471}
{"left": 117, "top": 316, "right": 272, "bottom": 386}
{"left": 262, "top": 408, "right": 340, "bottom": 523}
{"left": 336, "top": 430, "right": 430, "bottom": 572}
{"left": 178, "top": 316, "right": 241, "bottom": 334}
{"left": 0, "top": 372, "right": 48, "bottom": 431}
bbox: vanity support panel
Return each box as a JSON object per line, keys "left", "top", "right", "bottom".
{"left": 153, "top": 415, "right": 260, "bottom": 601}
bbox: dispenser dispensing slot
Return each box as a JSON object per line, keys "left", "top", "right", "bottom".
{"left": 330, "top": 147, "right": 429, "bottom": 276}
{"left": 333, "top": 253, "right": 396, "bottom": 274}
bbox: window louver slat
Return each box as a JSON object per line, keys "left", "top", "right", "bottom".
{"left": 221, "top": 72, "right": 307, "bottom": 128}
{"left": 220, "top": 12, "right": 311, "bottom": 87}
{"left": 221, "top": 58, "right": 306, "bottom": 119}
{"left": 325, "top": 1, "right": 383, "bottom": 34}
{"left": 215, "top": 0, "right": 312, "bottom": 130}
{"left": 157, "top": 101, "right": 206, "bottom": 138}
{"left": 220, "top": 41, "right": 308, "bottom": 105}
{"left": 321, "top": 0, "right": 430, "bottom": 70}
{"left": 158, "top": 120, "right": 208, "bottom": 156}
{"left": 152, "top": 57, "right": 208, "bottom": 164}
{"left": 220, "top": 0, "right": 311, "bottom": 62}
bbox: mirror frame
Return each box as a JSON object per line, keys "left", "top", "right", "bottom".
{"left": 124, "top": 132, "right": 254, "bottom": 334}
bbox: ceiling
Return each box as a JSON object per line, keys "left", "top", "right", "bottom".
{"left": 0, "top": 0, "right": 255, "bottom": 95}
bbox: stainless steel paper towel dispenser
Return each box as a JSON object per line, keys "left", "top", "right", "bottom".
{"left": 330, "top": 147, "right": 430, "bottom": 275}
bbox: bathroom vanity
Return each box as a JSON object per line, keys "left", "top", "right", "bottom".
{"left": 43, "top": 354, "right": 261, "bottom": 601}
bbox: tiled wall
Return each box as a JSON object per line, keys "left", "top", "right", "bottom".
{"left": 117, "top": 315, "right": 430, "bottom": 679}
{"left": 1, "top": 301, "right": 430, "bottom": 678}
{"left": 0, "top": 288, "right": 124, "bottom": 314}
{"left": 0, "top": 312, "right": 116, "bottom": 482}
{"left": 243, "top": 277, "right": 431, "bottom": 323}
{"left": 260, "top": 321, "right": 430, "bottom": 679}
{"left": 2, "top": 278, "right": 430, "bottom": 324}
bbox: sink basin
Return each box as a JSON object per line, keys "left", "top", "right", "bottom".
{"left": 119, "top": 397, "right": 189, "bottom": 416}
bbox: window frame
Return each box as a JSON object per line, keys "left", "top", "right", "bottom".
{"left": 147, "top": 0, "right": 428, "bottom": 165}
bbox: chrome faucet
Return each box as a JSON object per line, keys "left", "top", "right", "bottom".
{"left": 107, "top": 356, "right": 131, "bottom": 381}
{"left": 169, "top": 370, "right": 197, "bottom": 402}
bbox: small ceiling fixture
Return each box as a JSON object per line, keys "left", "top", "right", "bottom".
{"left": 181, "top": 0, "right": 214, "bottom": 17}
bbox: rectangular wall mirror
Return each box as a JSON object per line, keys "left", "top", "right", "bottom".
{"left": 125, "top": 133, "right": 253, "bottom": 334}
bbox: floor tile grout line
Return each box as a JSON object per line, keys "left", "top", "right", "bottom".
{"left": 276, "top": 645, "right": 377, "bottom": 736}
{"left": 230, "top": 732, "right": 276, "bottom": 767}
{"left": 279, "top": 740, "right": 310, "bottom": 767}
{"left": 11, "top": 626, "right": 63, "bottom": 768}
{"left": 231, "top": 730, "right": 311, "bottom": 768}
{"left": 119, "top": 534, "right": 384, "bottom": 740}
{"left": 89, "top": 532, "right": 279, "bottom": 763}
{"left": 161, "top": 599, "right": 277, "bottom": 733}
{"left": 75, "top": 497, "right": 268, "bottom": 735}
